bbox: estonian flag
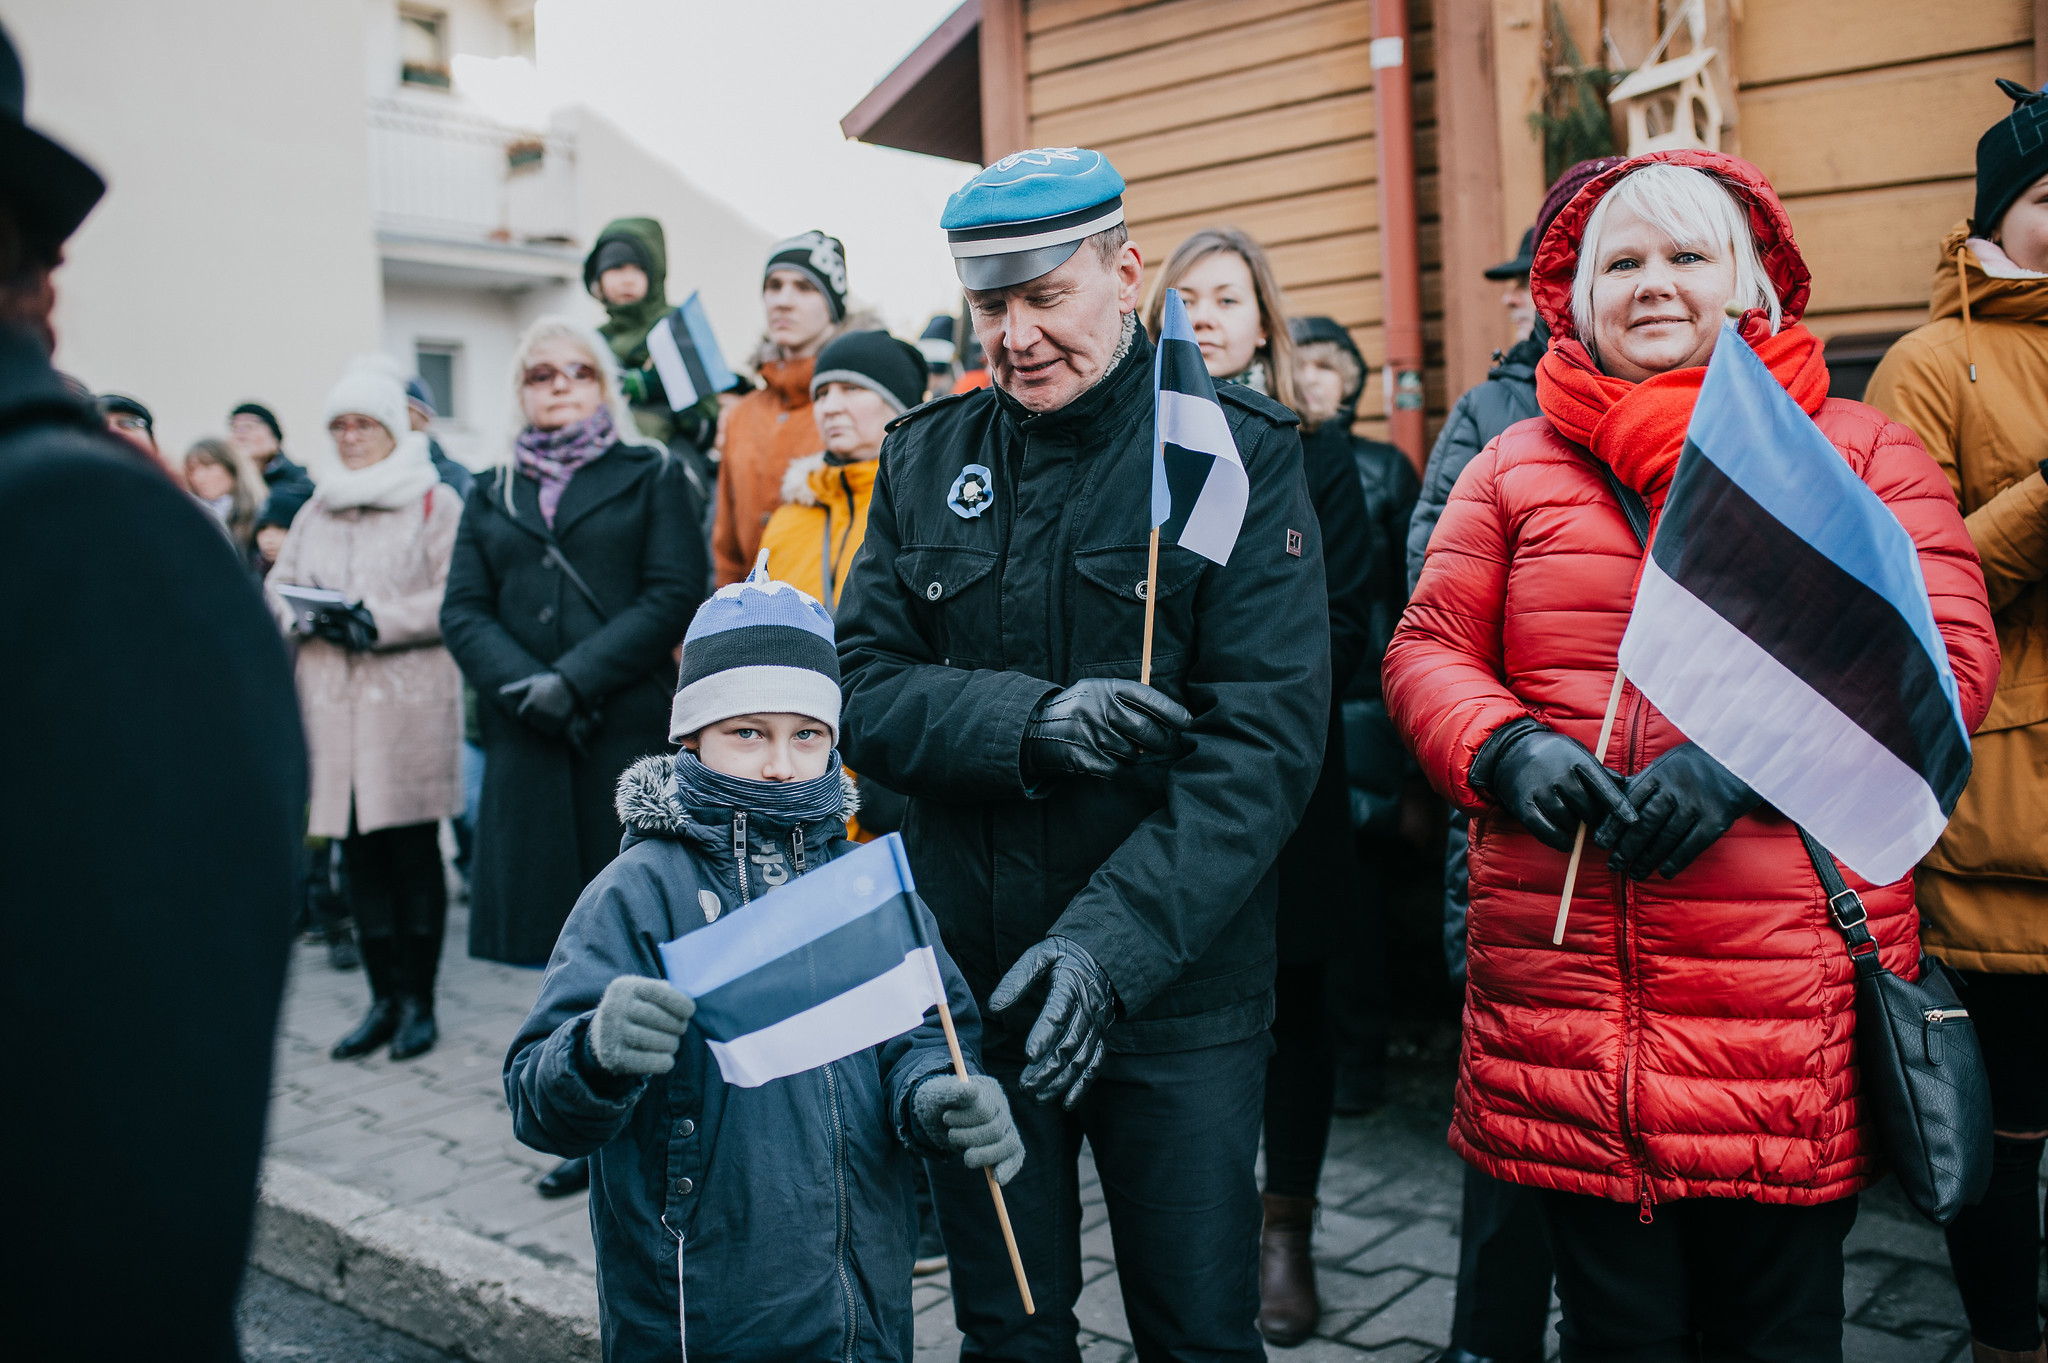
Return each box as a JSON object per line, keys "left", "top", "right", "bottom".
{"left": 1152, "top": 287, "right": 1248, "bottom": 564}
{"left": 645, "top": 290, "right": 739, "bottom": 411}
{"left": 1617, "top": 326, "right": 1972, "bottom": 885}
{"left": 657, "top": 833, "right": 945, "bottom": 1088}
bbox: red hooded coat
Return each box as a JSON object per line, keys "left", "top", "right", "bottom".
{"left": 1383, "top": 151, "right": 1999, "bottom": 1211}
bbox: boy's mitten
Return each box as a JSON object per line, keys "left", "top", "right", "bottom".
{"left": 586, "top": 976, "right": 696, "bottom": 1076}
{"left": 914, "top": 1074, "right": 1025, "bottom": 1185}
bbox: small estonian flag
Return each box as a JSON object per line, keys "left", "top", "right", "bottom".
{"left": 1152, "top": 287, "right": 1248, "bottom": 565}
{"left": 645, "top": 290, "right": 738, "bottom": 411}
{"left": 1617, "top": 325, "right": 1973, "bottom": 885}
{"left": 657, "top": 832, "right": 944, "bottom": 1088}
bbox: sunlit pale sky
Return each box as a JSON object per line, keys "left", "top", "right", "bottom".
{"left": 460, "top": 0, "right": 976, "bottom": 339}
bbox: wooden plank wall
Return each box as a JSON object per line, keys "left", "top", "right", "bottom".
{"left": 1023, "top": 0, "right": 1444, "bottom": 443}
{"left": 1733, "top": 0, "right": 2035, "bottom": 342}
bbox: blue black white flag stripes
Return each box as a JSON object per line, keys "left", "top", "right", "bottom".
{"left": 1152, "top": 287, "right": 1248, "bottom": 564}
{"left": 657, "top": 833, "right": 943, "bottom": 1088}
{"left": 1617, "top": 325, "right": 1972, "bottom": 885}
{"left": 646, "top": 290, "right": 739, "bottom": 412}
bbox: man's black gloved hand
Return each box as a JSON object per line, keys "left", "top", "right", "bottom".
{"left": 564, "top": 707, "right": 603, "bottom": 757}
{"left": 498, "top": 671, "right": 579, "bottom": 737}
{"left": 1475, "top": 719, "right": 1635, "bottom": 853}
{"left": 313, "top": 603, "right": 378, "bottom": 652}
{"left": 1602, "top": 742, "right": 1761, "bottom": 881}
{"left": 989, "top": 935, "right": 1117, "bottom": 1109}
{"left": 1021, "top": 678, "right": 1192, "bottom": 779}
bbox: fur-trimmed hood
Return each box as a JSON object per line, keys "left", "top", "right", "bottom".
{"left": 780, "top": 451, "right": 828, "bottom": 506}
{"left": 613, "top": 752, "right": 859, "bottom": 838}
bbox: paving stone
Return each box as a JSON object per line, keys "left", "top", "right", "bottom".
{"left": 1343, "top": 1217, "right": 1461, "bottom": 1277}
{"left": 509, "top": 1199, "right": 600, "bottom": 1277}
{"left": 1273, "top": 1336, "right": 1374, "bottom": 1360}
{"left": 1355, "top": 1343, "right": 1437, "bottom": 1363}
{"left": 1315, "top": 1207, "right": 1404, "bottom": 1263}
{"left": 1081, "top": 1215, "right": 1115, "bottom": 1260}
{"left": 1316, "top": 1266, "right": 1424, "bottom": 1339}
{"left": 1846, "top": 1195, "right": 1951, "bottom": 1266}
{"left": 912, "top": 1295, "right": 964, "bottom": 1358}
{"left": 407, "top": 1160, "right": 580, "bottom": 1239}
{"left": 1341, "top": 1275, "right": 1455, "bottom": 1350}
{"left": 1839, "top": 1322, "right": 1966, "bottom": 1363}
{"left": 1844, "top": 1251, "right": 1902, "bottom": 1320}
{"left": 1075, "top": 1267, "right": 1132, "bottom": 1343}
{"left": 1079, "top": 1337, "right": 1133, "bottom": 1363}
{"left": 1851, "top": 1260, "right": 1970, "bottom": 1339}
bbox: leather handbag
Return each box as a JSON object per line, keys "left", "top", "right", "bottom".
{"left": 1798, "top": 828, "right": 1993, "bottom": 1225}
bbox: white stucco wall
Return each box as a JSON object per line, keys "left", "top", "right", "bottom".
{"left": 8, "top": 0, "right": 383, "bottom": 462}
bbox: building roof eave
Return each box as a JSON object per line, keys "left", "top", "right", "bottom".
{"left": 840, "top": 0, "right": 983, "bottom": 164}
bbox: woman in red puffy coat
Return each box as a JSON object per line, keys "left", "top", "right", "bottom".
{"left": 1384, "top": 150, "right": 1998, "bottom": 1361}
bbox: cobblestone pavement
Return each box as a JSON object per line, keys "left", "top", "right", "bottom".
{"left": 238, "top": 1268, "right": 458, "bottom": 1362}
{"left": 267, "top": 903, "right": 1979, "bottom": 1361}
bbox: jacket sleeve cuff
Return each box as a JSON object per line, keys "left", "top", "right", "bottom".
{"left": 571, "top": 1015, "right": 642, "bottom": 1099}
{"left": 1469, "top": 716, "right": 1544, "bottom": 793}
{"left": 894, "top": 1060, "right": 965, "bottom": 1160}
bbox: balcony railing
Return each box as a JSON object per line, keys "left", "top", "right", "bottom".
{"left": 368, "top": 96, "right": 577, "bottom": 246}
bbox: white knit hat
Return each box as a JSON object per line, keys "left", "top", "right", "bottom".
{"left": 322, "top": 354, "right": 411, "bottom": 440}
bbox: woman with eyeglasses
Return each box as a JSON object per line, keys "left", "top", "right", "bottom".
{"left": 443, "top": 319, "right": 705, "bottom": 987}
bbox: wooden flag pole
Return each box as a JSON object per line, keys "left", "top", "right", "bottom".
{"left": 1553, "top": 665, "right": 1629, "bottom": 946}
{"left": 932, "top": 992, "right": 1035, "bottom": 1315}
{"left": 1139, "top": 526, "right": 1161, "bottom": 686}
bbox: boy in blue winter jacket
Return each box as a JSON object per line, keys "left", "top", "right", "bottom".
{"left": 505, "top": 569, "right": 1022, "bottom": 1362}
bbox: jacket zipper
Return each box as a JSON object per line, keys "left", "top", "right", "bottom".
{"left": 822, "top": 1063, "right": 857, "bottom": 1362}
{"left": 732, "top": 812, "right": 750, "bottom": 905}
{"left": 1617, "top": 684, "right": 1656, "bottom": 1222}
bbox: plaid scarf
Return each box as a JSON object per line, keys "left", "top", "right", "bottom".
{"left": 513, "top": 406, "right": 616, "bottom": 527}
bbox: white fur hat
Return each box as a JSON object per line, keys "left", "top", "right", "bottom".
{"left": 323, "top": 354, "right": 411, "bottom": 440}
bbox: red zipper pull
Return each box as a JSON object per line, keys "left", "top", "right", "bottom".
{"left": 1637, "top": 1176, "right": 1655, "bottom": 1224}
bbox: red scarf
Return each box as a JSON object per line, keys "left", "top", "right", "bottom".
{"left": 1535, "top": 319, "right": 1828, "bottom": 505}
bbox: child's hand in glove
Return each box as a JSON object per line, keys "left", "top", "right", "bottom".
{"left": 913, "top": 1073, "right": 1025, "bottom": 1185}
{"left": 585, "top": 976, "right": 696, "bottom": 1077}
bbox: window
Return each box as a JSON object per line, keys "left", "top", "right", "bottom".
{"left": 415, "top": 344, "right": 459, "bottom": 421}
{"left": 400, "top": 7, "right": 450, "bottom": 89}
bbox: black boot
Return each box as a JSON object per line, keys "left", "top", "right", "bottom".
{"left": 331, "top": 935, "right": 402, "bottom": 1059}
{"left": 325, "top": 920, "right": 361, "bottom": 971}
{"left": 389, "top": 995, "right": 437, "bottom": 1060}
{"left": 538, "top": 1157, "right": 590, "bottom": 1198}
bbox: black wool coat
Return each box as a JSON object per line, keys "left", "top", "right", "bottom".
{"left": 836, "top": 330, "right": 1331, "bottom": 1056}
{"left": 0, "top": 325, "right": 306, "bottom": 1360}
{"left": 441, "top": 441, "right": 704, "bottom": 964}
{"left": 1274, "top": 417, "right": 1376, "bottom": 960}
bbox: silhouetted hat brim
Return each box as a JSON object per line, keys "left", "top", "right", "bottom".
{"left": 955, "top": 239, "right": 1085, "bottom": 292}
{"left": 1483, "top": 227, "right": 1538, "bottom": 280}
{"left": 0, "top": 117, "right": 105, "bottom": 249}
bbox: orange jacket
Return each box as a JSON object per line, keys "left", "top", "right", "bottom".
{"left": 713, "top": 356, "right": 819, "bottom": 586}
{"left": 758, "top": 453, "right": 877, "bottom": 612}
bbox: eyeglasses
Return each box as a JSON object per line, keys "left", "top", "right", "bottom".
{"left": 108, "top": 414, "right": 151, "bottom": 433}
{"left": 522, "top": 362, "right": 600, "bottom": 388}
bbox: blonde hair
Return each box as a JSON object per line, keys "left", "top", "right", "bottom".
{"left": 496, "top": 317, "right": 661, "bottom": 506}
{"left": 1293, "top": 339, "right": 1363, "bottom": 432}
{"left": 185, "top": 436, "right": 268, "bottom": 544}
{"left": 1145, "top": 227, "right": 1299, "bottom": 414}
{"left": 1570, "top": 164, "right": 1781, "bottom": 368}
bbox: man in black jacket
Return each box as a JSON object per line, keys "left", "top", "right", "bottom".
{"left": 837, "top": 148, "right": 1330, "bottom": 1361}
{"left": 0, "top": 22, "right": 307, "bottom": 1358}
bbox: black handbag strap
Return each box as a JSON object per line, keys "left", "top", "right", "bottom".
{"left": 1796, "top": 826, "right": 1884, "bottom": 973}
{"left": 543, "top": 542, "right": 612, "bottom": 623}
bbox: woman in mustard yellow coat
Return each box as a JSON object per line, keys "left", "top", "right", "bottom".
{"left": 1866, "top": 80, "right": 2048, "bottom": 1363}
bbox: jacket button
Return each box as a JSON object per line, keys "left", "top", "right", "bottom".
{"left": 1133, "top": 581, "right": 1149, "bottom": 600}
{"left": 925, "top": 581, "right": 943, "bottom": 601}
{"left": 541, "top": 556, "right": 557, "bottom": 570}
{"left": 675, "top": 1177, "right": 695, "bottom": 1195}
{"left": 676, "top": 1119, "right": 695, "bottom": 1137}
{"left": 538, "top": 605, "right": 555, "bottom": 623}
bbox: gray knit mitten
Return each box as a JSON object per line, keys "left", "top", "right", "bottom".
{"left": 914, "top": 1074, "right": 1025, "bottom": 1185}
{"left": 586, "top": 976, "right": 696, "bottom": 1077}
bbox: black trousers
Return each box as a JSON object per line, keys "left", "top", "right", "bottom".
{"left": 1451, "top": 1163, "right": 1554, "bottom": 1361}
{"left": 1943, "top": 968, "right": 2048, "bottom": 1352}
{"left": 342, "top": 820, "right": 447, "bottom": 1008}
{"left": 1264, "top": 961, "right": 1335, "bottom": 1198}
{"left": 928, "top": 1034, "right": 1270, "bottom": 1363}
{"left": 1538, "top": 1190, "right": 1857, "bottom": 1363}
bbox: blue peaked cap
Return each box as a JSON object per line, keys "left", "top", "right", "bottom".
{"left": 941, "top": 147, "right": 1126, "bottom": 290}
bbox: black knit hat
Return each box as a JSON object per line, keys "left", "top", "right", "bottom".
{"left": 764, "top": 231, "right": 848, "bottom": 322}
{"left": 809, "top": 330, "right": 927, "bottom": 414}
{"left": 230, "top": 401, "right": 282, "bottom": 444}
{"left": 1974, "top": 79, "right": 2048, "bottom": 234}
{"left": 585, "top": 235, "right": 650, "bottom": 293}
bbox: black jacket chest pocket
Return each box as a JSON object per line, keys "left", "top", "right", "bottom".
{"left": 895, "top": 545, "right": 1001, "bottom": 667}
{"left": 1071, "top": 544, "right": 1204, "bottom": 682}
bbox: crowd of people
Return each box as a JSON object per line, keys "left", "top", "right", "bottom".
{"left": 5, "top": 10, "right": 2045, "bottom": 1361}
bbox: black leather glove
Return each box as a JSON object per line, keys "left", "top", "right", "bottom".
{"left": 988, "top": 935, "right": 1117, "bottom": 1109}
{"left": 1021, "top": 678, "right": 1192, "bottom": 780}
{"left": 312, "top": 603, "right": 378, "bottom": 652}
{"left": 1473, "top": 718, "right": 1635, "bottom": 853}
{"left": 498, "top": 671, "right": 579, "bottom": 737}
{"left": 1601, "top": 742, "right": 1761, "bottom": 880}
